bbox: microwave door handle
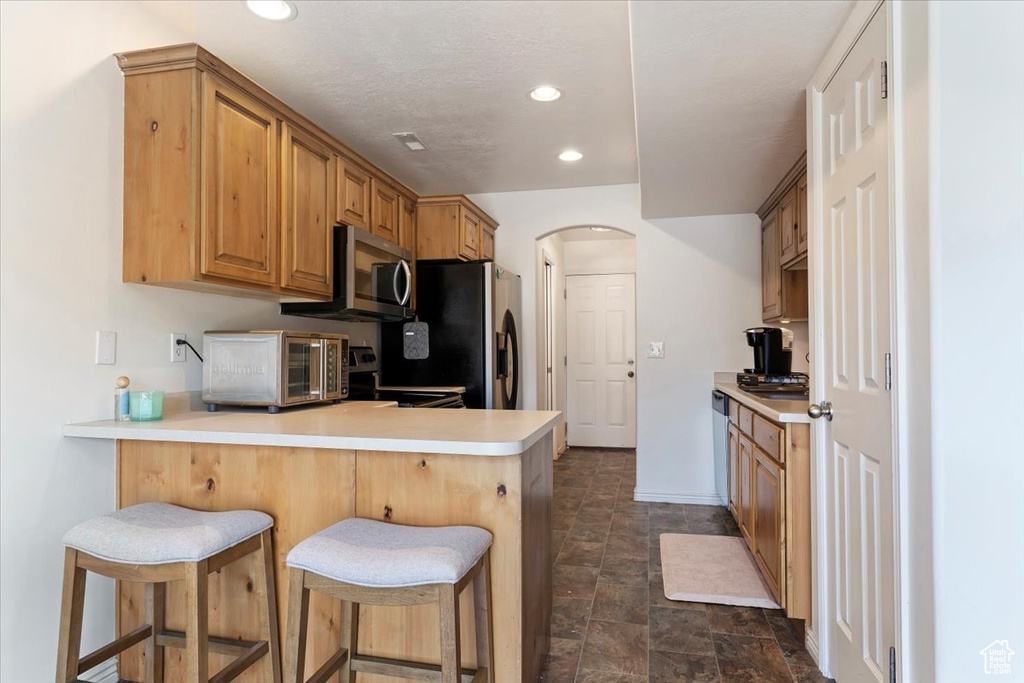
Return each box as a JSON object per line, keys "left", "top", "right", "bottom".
{"left": 392, "top": 262, "right": 402, "bottom": 305}
{"left": 400, "top": 259, "right": 412, "bottom": 306}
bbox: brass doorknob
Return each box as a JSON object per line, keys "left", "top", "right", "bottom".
{"left": 807, "top": 401, "right": 833, "bottom": 421}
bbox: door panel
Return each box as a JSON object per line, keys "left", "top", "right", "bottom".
{"left": 728, "top": 423, "right": 740, "bottom": 519}
{"left": 336, "top": 156, "right": 371, "bottom": 230}
{"left": 280, "top": 122, "right": 334, "bottom": 296}
{"left": 819, "top": 8, "right": 894, "bottom": 682}
{"left": 738, "top": 433, "right": 754, "bottom": 544}
{"left": 761, "top": 213, "right": 781, "bottom": 320}
{"left": 201, "top": 74, "right": 277, "bottom": 285}
{"left": 566, "top": 274, "right": 636, "bottom": 448}
{"left": 753, "top": 449, "right": 784, "bottom": 602}
{"left": 370, "top": 179, "right": 399, "bottom": 243}
{"left": 779, "top": 186, "right": 798, "bottom": 264}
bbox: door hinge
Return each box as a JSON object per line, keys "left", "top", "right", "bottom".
{"left": 563, "top": 288, "right": 567, "bottom": 300}
{"left": 564, "top": 356, "right": 567, "bottom": 367}
{"left": 884, "top": 352, "right": 892, "bottom": 390}
{"left": 889, "top": 646, "right": 897, "bottom": 683}
{"left": 881, "top": 61, "right": 888, "bottom": 99}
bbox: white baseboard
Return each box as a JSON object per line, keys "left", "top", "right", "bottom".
{"left": 633, "top": 489, "right": 725, "bottom": 505}
{"left": 805, "top": 627, "right": 820, "bottom": 666}
{"left": 81, "top": 657, "right": 118, "bottom": 683}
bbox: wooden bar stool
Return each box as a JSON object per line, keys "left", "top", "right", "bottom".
{"left": 283, "top": 518, "right": 494, "bottom": 683}
{"left": 56, "top": 502, "right": 282, "bottom": 683}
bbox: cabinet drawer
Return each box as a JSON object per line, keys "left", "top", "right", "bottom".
{"left": 738, "top": 405, "right": 753, "bottom": 435}
{"left": 752, "top": 414, "right": 784, "bottom": 463}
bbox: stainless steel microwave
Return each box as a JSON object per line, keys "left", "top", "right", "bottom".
{"left": 280, "top": 225, "right": 413, "bottom": 322}
{"left": 202, "top": 331, "right": 348, "bottom": 412}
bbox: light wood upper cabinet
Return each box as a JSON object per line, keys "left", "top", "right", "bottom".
{"left": 280, "top": 122, "right": 335, "bottom": 297}
{"left": 779, "top": 185, "right": 799, "bottom": 264}
{"left": 459, "top": 208, "right": 482, "bottom": 260}
{"left": 758, "top": 154, "right": 809, "bottom": 322}
{"left": 417, "top": 195, "right": 498, "bottom": 262}
{"left": 116, "top": 44, "right": 419, "bottom": 301}
{"left": 336, "top": 156, "right": 371, "bottom": 230}
{"left": 399, "top": 196, "right": 416, "bottom": 253}
{"left": 753, "top": 448, "right": 784, "bottom": 602}
{"left": 371, "top": 179, "right": 399, "bottom": 244}
{"left": 761, "top": 213, "right": 782, "bottom": 321}
{"left": 796, "top": 172, "right": 808, "bottom": 256}
{"left": 201, "top": 74, "right": 278, "bottom": 287}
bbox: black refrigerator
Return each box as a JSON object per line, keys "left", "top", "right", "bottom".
{"left": 381, "top": 261, "right": 522, "bottom": 409}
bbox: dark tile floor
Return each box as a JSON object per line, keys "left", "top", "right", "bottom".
{"left": 541, "top": 448, "right": 831, "bottom": 683}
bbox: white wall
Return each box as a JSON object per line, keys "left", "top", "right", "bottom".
{"left": 563, "top": 238, "right": 637, "bottom": 275}
{"left": 471, "top": 185, "right": 761, "bottom": 503}
{"left": 927, "top": 1, "right": 1024, "bottom": 679}
{"left": 0, "top": 3, "right": 376, "bottom": 680}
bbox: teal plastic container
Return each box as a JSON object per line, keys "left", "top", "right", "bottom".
{"left": 129, "top": 391, "right": 164, "bottom": 421}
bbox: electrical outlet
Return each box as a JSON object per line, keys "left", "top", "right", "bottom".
{"left": 171, "top": 333, "right": 186, "bottom": 363}
{"left": 95, "top": 331, "right": 116, "bottom": 365}
{"left": 647, "top": 341, "right": 665, "bottom": 359}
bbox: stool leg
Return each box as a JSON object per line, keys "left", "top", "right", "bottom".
{"left": 185, "top": 559, "right": 209, "bottom": 683}
{"left": 55, "top": 548, "right": 86, "bottom": 683}
{"left": 340, "top": 601, "right": 359, "bottom": 683}
{"left": 283, "top": 569, "right": 309, "bottom": 683}
{"left": 254, "top": 530, "right": 283, "bottom": 683}
{"left": 438, "top": 583, "right": 461, "bottom": 683}
{"left": 146, "top": 582, "right": 166, "bottom": 683}
{"left": 473, "top": 552, "right": 495, "bottom": 683}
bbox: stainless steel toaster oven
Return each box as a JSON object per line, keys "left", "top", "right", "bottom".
{"left": 202, "top": 331, "right": 348, "bottom": 412}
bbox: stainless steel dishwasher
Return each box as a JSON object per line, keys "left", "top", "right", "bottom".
{"left": 712, "top": 390, "right": 730, "bottom": 505}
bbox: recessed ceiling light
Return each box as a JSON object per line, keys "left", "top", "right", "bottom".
{"left": 559, "top": 150, "right": 583, "bottom": 162}
{"left": 530, "top": 85, "right": 561, "bottom": 102}
{"left": 246, "top": 0, "right": 297, "bottom": 21}
{"left": 590, "top": 227, "right": 612, "bottom": 232}
{"left": 393, "top": 132, "right": 428, "bottom": 151}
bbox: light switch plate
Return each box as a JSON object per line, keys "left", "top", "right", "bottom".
{"left": 95, "top": 331, "right": 116, "bottom": 365}
{"left": 647, "top": 341, "right": 665, "bottom": 359}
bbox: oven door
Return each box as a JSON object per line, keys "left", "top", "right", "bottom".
{"left": 282, "top": 336, "right": 322, "bottom": 405}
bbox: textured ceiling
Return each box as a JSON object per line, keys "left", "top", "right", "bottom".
{"left": 629, "top": 0, "right": 852, "bottom": 218}
{"left": 190, "top": 1, "right": 851, "bottom": 216}
{"left": 195, "top": 0, "right": 638, "bottom": 196}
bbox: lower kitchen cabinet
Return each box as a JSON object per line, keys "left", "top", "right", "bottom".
{"left": 727, "top": 400, "right": 811, "bottom": 620}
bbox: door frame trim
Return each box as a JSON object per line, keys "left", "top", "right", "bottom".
{"left": 806, "top": 1, "right": 912, "bottom": 679}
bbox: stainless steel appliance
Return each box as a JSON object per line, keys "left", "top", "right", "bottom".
{"left": 280, "top": 225, "right": 413, "bottom": 322}
{"left": 380, "top": 262, "right": 521, "bottom": 409}
{"left": 347, "top": 345, "right": 465, "bottom": 408}
{"left": 202, "top": 331, "right": 348, "bottom": 412}
{"left": 712, "top": 390, "right": 730, "bottom": 505}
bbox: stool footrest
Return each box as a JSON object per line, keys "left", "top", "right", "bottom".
{"left": 209, "top": 640, "right": 270, "bottom": 683}
{"left": 304, "top": 647, "right": 349, "bottom": 683}
{"left": 156, "top": 630, "right": 262, "bottom": 656}
{"left": 351, "top": 654, "right": 478, "bottom": 683}
{"left": 77, "top": 624, "right": 152, "bottom": 674}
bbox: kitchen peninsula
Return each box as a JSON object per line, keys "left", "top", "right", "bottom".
{"left": 63, "top": 401, "right": 560, "bottom": 683}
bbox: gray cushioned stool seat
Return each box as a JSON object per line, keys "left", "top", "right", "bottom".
{"left": 62, "top": 502, "right": 273, "bottom": 565}
{"left": 287, "top": 518, "right": 492, "bottom": 588}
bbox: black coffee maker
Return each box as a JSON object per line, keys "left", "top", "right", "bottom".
{"left": 744, "top": 327, "right": 793, "bottom": 376}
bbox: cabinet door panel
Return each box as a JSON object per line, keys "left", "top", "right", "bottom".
{"left": 728, "top": 423, "right": 741, "bottom": 520}
{"left": 371, "top": 179, "right": 399, "bottom": 243}
{"left": 753, "top": 449, "right": 784, "bottom": 602}
{"left": 779, "top": 186, "right": 798, "bottom": 264}
{"left": 460, "top": 208, "right": 481, "bottom": 260}
{"left": 761, "top": 213, "right": 781, "bottom": 321}
{"left": 337, "top": 157, "right": 371, "bottom": 230}
{"left": 281, "top": 122, "right": 334, "bottom": 297}
{"left": 796, "top": 173, "right": 808, "bottom": 257}
{"left": 738, "top": 433, "right": 755, "bottom": 545}
{"left": 201, "top": 74, "right": 277, "bottom": 285}
{"left": 482, "top": 225, "right": 495, "bottom": 261}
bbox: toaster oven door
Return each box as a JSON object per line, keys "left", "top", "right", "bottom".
{"left": 283, "top": 337, "right": 322, "bottom": 405}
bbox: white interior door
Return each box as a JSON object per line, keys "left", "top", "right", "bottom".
{"left": 566, "top": 274, "right": 636, "bottom": 448}
{"left": 818, "top": 8, "right": 896, "bottom": 682}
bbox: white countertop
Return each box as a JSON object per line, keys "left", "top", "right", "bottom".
{"left": 714, "top": 373, "right": 812, "bottom": 424}
{"left": 62, "top": 401, "right": 562, "bottom": 456}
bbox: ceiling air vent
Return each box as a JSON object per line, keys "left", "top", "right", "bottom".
{"left": 393, "top": 132, "right": 428, "bottom": 151}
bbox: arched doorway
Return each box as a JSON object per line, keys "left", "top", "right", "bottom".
{"left": 535, "top": 226, "right": 637, "bottom": 455}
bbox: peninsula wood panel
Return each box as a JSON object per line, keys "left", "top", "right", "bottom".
{"left": 116, "top": 441, "right": 356, "bottom": 683}
{"left": 352, "top": 437, "right": 551, "bottom": 683}
{"left": 280, "top": 122, "right": 334, "bottom": 296}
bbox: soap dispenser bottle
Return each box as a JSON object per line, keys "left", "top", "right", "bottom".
{"left": 114, "top": 376, "right": 131, "bottom": 422}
